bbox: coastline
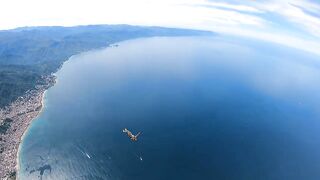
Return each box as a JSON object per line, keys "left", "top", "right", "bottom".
{"left": 0, "top": 29, "right": 213, "bottom": 179}
{"left": 0, "top": 75, "right": 55, "bottom": 180}
{"left": 0, "top": 43, "right": 111, "bottom": 180}
{"left": 16, "top": 90, "right": 46, "bottom": 180}
{"left": 0, "top": 42, "right": 113, "bottom": 180}
{"left": 0, "top": 37, "right": 179, "bottom": 179}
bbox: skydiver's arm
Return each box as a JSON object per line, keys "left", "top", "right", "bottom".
{"left": 135, "top": 132, "right": 141, "bottom": 137}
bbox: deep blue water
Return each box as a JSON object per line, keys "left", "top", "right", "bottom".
{"left": 19, "top": 36, "right": 320, "bottom": 180}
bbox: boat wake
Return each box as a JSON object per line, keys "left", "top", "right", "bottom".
{"left": 75, "top": 145, "right": 91, "bottom": 159}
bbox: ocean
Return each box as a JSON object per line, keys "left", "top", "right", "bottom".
{"left": 19, "top": 36, "right": 320, "bottom": 180}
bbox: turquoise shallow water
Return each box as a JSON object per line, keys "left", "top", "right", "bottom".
{"left": 19, "top": 36, "right": 320, "bottom": 180}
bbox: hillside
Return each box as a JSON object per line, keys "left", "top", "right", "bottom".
{"left": 0, "top": 25, "right": 213, "bottom": 107}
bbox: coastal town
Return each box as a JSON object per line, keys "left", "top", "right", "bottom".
{"left": 0, "top": 75, "right": 55, "bottom": 180}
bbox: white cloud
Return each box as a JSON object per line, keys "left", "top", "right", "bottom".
{"left": 195, "top": 1, "right": 264, "bottom": 13}
{"left": 282, "top": 4, "right": 320, "bottom": 38}
{"left": 249, "top": 0, "right": 320, "bottom": 38}
{"left": 211, "top": 26, "right": 320, "bottom": 56}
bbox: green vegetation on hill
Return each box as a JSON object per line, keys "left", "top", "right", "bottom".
{"left": 0, "top": 25, "right": 213, "bottom": 107}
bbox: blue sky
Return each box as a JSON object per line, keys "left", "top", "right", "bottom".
{"left": 0, "top": 0, "right": 319, "bottom": 55}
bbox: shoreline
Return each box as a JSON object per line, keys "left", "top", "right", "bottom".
{"left": 16, "top": 90, "right": 46, "bottom": 180}
{"left": 1, "top": 39, "right": 145, "bottom": 180}
{"left": 0, "top": 75, "right": 55, "bottom": 180}
{"left": 0, "top": 43, "right": 111, "bottom": 180}
{"left": 0, "top": 42, "right": 113, "bottom": 180}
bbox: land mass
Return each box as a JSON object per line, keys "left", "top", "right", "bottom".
{"left": 0, "top": 25, "right": 213, "bottom": 179}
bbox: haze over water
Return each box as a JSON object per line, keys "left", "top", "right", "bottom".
{"left": 19, "top": 36, "right": 320, "bottom": 180}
